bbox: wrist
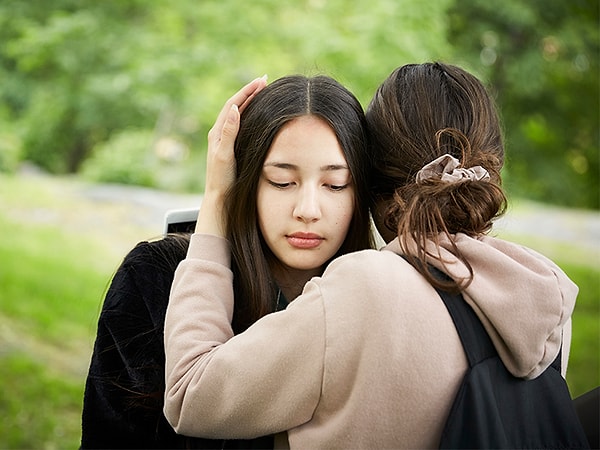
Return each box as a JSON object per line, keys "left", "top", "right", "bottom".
{"left": 195, "top": 191, "right": 227, "bottom": 237}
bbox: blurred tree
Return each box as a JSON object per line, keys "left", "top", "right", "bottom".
{"left": 0, "top": 0, "right": 186, "bottom": 173}
{"left": 0, "top": 0, "right": 453, "bottom": 176}
{"left": 0, "top": 0, "right": 452, "bottom": 180}
{"left": 448, "top": 0, "right": 599, "bottom": 209}
{"left": 149, "top": 0, "right": 453, "bottom": 158}
{"left": 17, "top": 0, "right": 598, "bottom": 210}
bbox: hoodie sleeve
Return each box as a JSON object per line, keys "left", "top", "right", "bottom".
{"left": 163, "top": 233, "right": 324, "bottom": 439}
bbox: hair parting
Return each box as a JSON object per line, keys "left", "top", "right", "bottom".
{"left": 226, "top": 75, "right": 373, "bottom": 331}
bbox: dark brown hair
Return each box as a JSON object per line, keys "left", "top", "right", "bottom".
{"left": 87, "top": 77, "right": 372, "bottom": 447}
{"left": 366, "top": 62, "right": 507, "bottom": 291}
{"left": 227, "top": 75, "right": 374, "bottom": 331}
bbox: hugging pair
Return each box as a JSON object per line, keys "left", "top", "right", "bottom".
{"left": 81, "top": 63, "right": 579, "bottom": 449}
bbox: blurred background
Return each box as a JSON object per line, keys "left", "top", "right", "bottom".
{"left": 0, "top": 0, "right": 597, "bottom": 448}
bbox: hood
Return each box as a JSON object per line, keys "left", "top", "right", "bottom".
{"left": 385, "top": 233, "right": 578, "bottom": 379}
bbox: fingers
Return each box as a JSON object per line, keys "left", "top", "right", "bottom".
{"left": 219, "top": 103, "right": 240, "bottom": 151}
{"left": 197, "top": 76, "right": 267, "bottom": 237}
{"left": 233, "top": 74, "right": 268, "bottom": 114}
{"left": 209, "top": 75, "right": 267, "bottom": 145}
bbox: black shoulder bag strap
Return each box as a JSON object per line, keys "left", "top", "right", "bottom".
{"left": 422, "top": 262, "right": 589, "bottom": 449}
{"left": 429, "top": 266, "right": 495, "bottom": 367}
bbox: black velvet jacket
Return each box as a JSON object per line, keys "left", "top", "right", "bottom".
{"left": 81, "top": 235, "right": 275, "bottom": 449}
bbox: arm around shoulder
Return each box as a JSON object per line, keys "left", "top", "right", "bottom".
{"left": 164, "top": 234, "right": 326, "bottom": 438}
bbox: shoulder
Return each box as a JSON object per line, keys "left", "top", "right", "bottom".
{"left": 324, "top": 248, "right": 412, "bottom": 279}
{"left": 115, "top": 235, "right": 191, "bottom": 286}
{"left": 122, "top": 235, "right": 190, "bottom": 271}
{"left": 316, "top": 248, "right": 422, "bottom": 297}
{"left": 102, "top": 235, "right": 191, "bottom": 317}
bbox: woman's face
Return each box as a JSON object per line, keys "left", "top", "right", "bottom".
{"left": 257, "top": 115, "right": 355, "bottom": 275}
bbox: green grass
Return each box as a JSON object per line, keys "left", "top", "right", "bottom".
{"left": 0, "top": 353, "right": 83, "bottom": 449}
{"left": 561, "top": 262, "right": 600, "bottom": 395}
{"left": 0, "top": 173, "right": 598, "bottom": 448}
{"left": 0, "top": 222, "right": 109, "bottom": 345}
{"left": 0, "top": 174, "right": 126, "bottom": 449}
{"left": 0, "top": 233, "right": 112, "bottom": 448}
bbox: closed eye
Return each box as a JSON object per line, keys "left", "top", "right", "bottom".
{"left": 326, "top": 183, "right": 350, "bottom": 192}
{"left": 267, "top": 180, "right": 293, "bottom": 189}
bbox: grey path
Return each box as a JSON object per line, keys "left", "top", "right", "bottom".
{"left": 83, "top": 180, "right": 600, "bottom": 265}
{"left": 495, "top": 201, "right": 600, "bottom": 259}
{"left": 13, "top": 169, "right": 600, "bottom": 265}
{"left": 82, "top": 183, "right": 201, "bottom": 233}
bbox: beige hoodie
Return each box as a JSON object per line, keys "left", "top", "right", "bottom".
{"left": 164, "top": 233, "right": 577, "bottom": 449}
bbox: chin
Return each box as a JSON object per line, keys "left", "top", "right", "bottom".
{"left": 285, "top": 257, "right": 329, "bottom": 273}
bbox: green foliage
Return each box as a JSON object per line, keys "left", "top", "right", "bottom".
{"left": 1, "top": 0, "right": 183, "bottom": 173}
{"left": 0, "top": 0, "right": 597, "bottom": 206}
{"left": 448, "top": 0, "right": 599, "bottom": 208}
{"left": 0, "top": 0, "right": 452, "bottom": 178}
{"left": 0, "top": 131, "right": 22, "bottom": 173}
{"left": 81, "top": 129, "right": 158, "bottom": 187}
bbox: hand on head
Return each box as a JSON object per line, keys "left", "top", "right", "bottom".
{"left": 196, "top": 75, "right": 268, "bottom": 236}
{"left": 205, "top": 75, "right": 268, "bottom": 201}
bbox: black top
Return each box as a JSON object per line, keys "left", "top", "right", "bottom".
{"left": 81, "top": 235, "right": 281, "bottom": 449}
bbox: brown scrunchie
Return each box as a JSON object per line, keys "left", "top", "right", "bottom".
{"left": 416, "top": 154, "right": 490, "bottom": 184}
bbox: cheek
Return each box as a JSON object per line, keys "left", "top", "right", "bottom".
{"left": 256, "top": 185, "right": 286, "bottom": 240}
{"left": 332, "top": 192, "right": 356, "bottom": 227}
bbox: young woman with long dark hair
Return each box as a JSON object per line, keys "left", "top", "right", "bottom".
{"left": 80, "top": 74, "right": 374, "bottom": 449}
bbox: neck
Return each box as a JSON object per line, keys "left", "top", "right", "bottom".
{"left": 272, "top": 265, "right": 323, "bottom": 301}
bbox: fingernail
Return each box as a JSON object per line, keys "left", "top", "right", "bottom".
{"left": 228, "top": 104, "right": 239, "bottom": 123}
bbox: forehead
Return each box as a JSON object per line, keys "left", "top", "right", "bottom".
{"left": 265, "top": 115, "right": 347, "bottom": 166}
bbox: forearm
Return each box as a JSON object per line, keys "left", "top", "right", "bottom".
{"left": 195, "top": 191, "right": 227, "bottom": 237}
{"left": 164, "top": 234, "right": 324, "bottom": 438}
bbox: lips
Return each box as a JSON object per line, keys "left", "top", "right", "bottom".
{"left": 286, "top": 232, "right": 324, "bottom": 249}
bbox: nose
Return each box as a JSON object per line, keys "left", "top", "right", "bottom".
{"left": 293, "top": 185, "right": 322, "bottom": 223}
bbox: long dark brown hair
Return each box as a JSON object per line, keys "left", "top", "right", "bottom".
{"left": 226, "top": 75, "right": 374, "bottom": 332}
{"left": 366, "top": 62, "right": 507, "bottom": 291}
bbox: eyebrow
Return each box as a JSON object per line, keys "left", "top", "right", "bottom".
{"left": 263, "top": 162, "right": 349, "bottom": 171}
